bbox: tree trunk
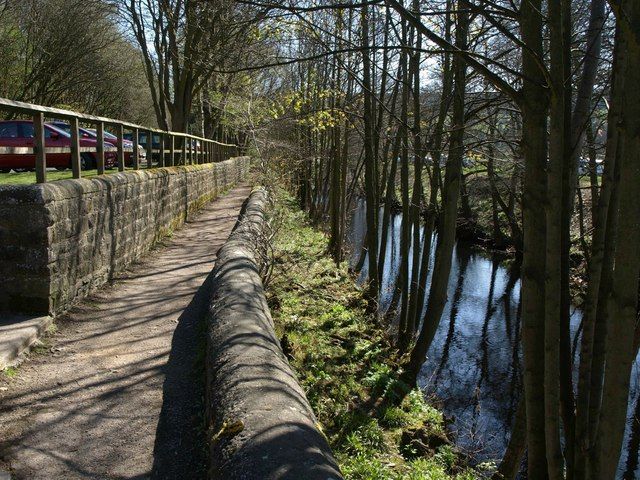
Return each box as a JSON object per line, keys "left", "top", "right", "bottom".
{"left": 360, "top": 5, "right": 380, "bottom": 303}
{"left": 544, "top": 0, "right": 568, "bottom": 475}
{"left": 493, "top": 398, "right": 527, "bottom": 480}
{"left": 592, "top": 6, "right": 640, "bottom": 476}
{"left": 406, "top": 0, "right": 425, "bottom": 337}
{"left": 519, "top": 0, "right": 550, "bottom": 475}
{"left": 574, "top": 22, "right": 624, "bottom": 480}
{"left": 398, "top": 15, "right": 412, "bottom": 341}
{"left": 405, "top": 2, "right": 468, "bottom": 385}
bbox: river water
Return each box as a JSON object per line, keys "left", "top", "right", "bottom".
{"left": 346, "top": 200, "right": 640, "bottom": 478}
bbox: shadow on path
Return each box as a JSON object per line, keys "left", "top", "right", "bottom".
{"left": 150, "top": 270, "right": 216, "bottom": 480}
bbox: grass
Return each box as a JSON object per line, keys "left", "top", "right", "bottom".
{"left": 267, "top": 190, "right": 480, "bottom": 480}
{"left": 0, "top": 169, "right": 109, "bottom": 185}
{"left": 0, "top": 165, "right": 172, "bottom": 185}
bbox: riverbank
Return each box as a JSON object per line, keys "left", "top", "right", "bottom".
{"left": 267, "top": 191, "right": 480, "bottom": 480}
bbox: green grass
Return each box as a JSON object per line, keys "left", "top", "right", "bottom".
{"left": 267, "top": 190, "right": 479, "bottom": 480}
{"left": 0, "top": 169, "right": 106, "bottom": 185}
{"left": 0, "top": 166, "right": 152, "bottom": 185}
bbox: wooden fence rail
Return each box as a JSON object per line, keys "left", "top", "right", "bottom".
{"left": 0, "top": 98, "right": 239, "bottom": 183}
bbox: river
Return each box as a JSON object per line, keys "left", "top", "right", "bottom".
{"left": 346, "top": 199, "right": 640, "bottom": 478}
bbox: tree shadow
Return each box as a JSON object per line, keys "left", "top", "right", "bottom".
{"left": 149, "top": 271, "right": 216, "bottom": 480}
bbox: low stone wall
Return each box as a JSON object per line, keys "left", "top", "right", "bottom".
{"left": 0, "top": 157, "right": 250, "bottom": 315}
{"left": 206, "top": 188, "right": 343, "bottom": 480}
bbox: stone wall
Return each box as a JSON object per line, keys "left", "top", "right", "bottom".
{"left": 206, "top": 188, "right": 343, "bottom": 480}
{"left": 0, "top": 157, "right": 250, "bottom": 315}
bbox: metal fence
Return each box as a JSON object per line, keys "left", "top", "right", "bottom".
{"left": 0, "top": 98, "right": 239, "bottom": 183}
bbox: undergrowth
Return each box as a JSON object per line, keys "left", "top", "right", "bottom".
{"left": 267, "top": 190, "right": 479, "bottom": 480}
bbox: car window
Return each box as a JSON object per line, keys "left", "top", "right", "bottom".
{"left": 47, "top": 122, "right": 71, "bottom": 134}
{"left": 0, "top": 122, "right": 18, "bottom": 138}
{"left": 55, "top": 124, "right": 71, "bottom": 135}
{"left": 21, "top": 123, "right": 66, "bottom": 139}
{"left": 80, "top": 129, "right": 96, "bottom": 138}
{"left": 20, "top": 123, "right": 35, "bottom": 138}
{"left": 44, "top": 125, "right": 70, "bottom": 139}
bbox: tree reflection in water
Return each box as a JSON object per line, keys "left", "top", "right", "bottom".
{"left": 346, "top": 203, "right": 639, "bottom": 477}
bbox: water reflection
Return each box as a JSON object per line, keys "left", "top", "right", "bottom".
{"left": 419, "top": 247, "right": 524, "bottom": 461}
{"left": 346, "top": 200, "right": 639, "bottom": 478}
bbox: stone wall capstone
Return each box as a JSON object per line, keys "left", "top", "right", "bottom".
{"left": 206, "top": 188, "right": 343, "bottom": 480}
{"left": 0, "top": 157, "right": 250, "bottom": 315}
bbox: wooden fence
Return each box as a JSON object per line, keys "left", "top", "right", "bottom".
{"left": 0, "top": 98, "right": 239, "bottom": 183}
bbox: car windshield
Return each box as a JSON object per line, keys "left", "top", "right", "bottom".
{"left": 49, "top": 123, "right": 118, "bottom": 141}
{"left": 43, "top": 123, "right": 71, "bottom": 138}
{"left": 46, "top": 122, "right": 82, "bottom": 138}
{"left": 85, "top": 129, "right": 118, "bottom": 141}
{"left": 49, "top": 123, "right": 72, "bottom": 135}
{"left": 34, "top": 122, "right": 71, "bottom": 138}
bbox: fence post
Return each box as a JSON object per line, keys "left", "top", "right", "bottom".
{"left": 96, "top": 122, "right": 105, "bottom": 175}
{"left": 70, "top": 117, "right": 81, "bottom": 179}
{"left": 117, "top": 124, "right": 125, "bottom": 172}
{"left": 33, "top": 112, "right": 46, "bottom": 183}
{"left": 132, "top": 127, "right": 140, "bottom": 170}
{"left": 146, "top": 130, "right": 153, "bottom": 168}
{"left": 158, "top": 133, "right": 165, "bottom": 167}
{"left": 181, "top": 138, "right": 187, "bottom": 165}
{"left": 169, "top": 135, "right": 175, "bottom": 166}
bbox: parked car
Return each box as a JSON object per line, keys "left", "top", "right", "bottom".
{"left": 49, "top": 122, "right": 145, "bottom": 167}
{"left": 123, "top": 132, "right": 162, "bottom": 161}
{"left": 0, "top": 120, "right": 117, "bottom": 172}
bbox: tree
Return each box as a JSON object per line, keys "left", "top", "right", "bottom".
{"left": 0, "top": 0, "right": 155, "bottom": 123}
{"left": 117, "top": 0, "right": 264, "bottom": 132}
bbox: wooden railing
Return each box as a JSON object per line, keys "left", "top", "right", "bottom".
{"left": 0, "top": 98, "right": 239, "bottom": 183}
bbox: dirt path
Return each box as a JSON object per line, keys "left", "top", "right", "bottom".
{"left": 0, "top": 185, "right": 253, "bottom": 480}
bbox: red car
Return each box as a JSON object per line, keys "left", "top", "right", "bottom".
{"left": 0, "top": 120, "right": 117, "bottom": 172}
{"left": 49, "top": 122, "right": 145, "bottom": 167}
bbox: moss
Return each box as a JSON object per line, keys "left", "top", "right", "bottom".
{"left": 2, "top": 366, "right": 18, "bottom": 378}
{"left": 268, "top": 190, "right": 478, "bottom": 480}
